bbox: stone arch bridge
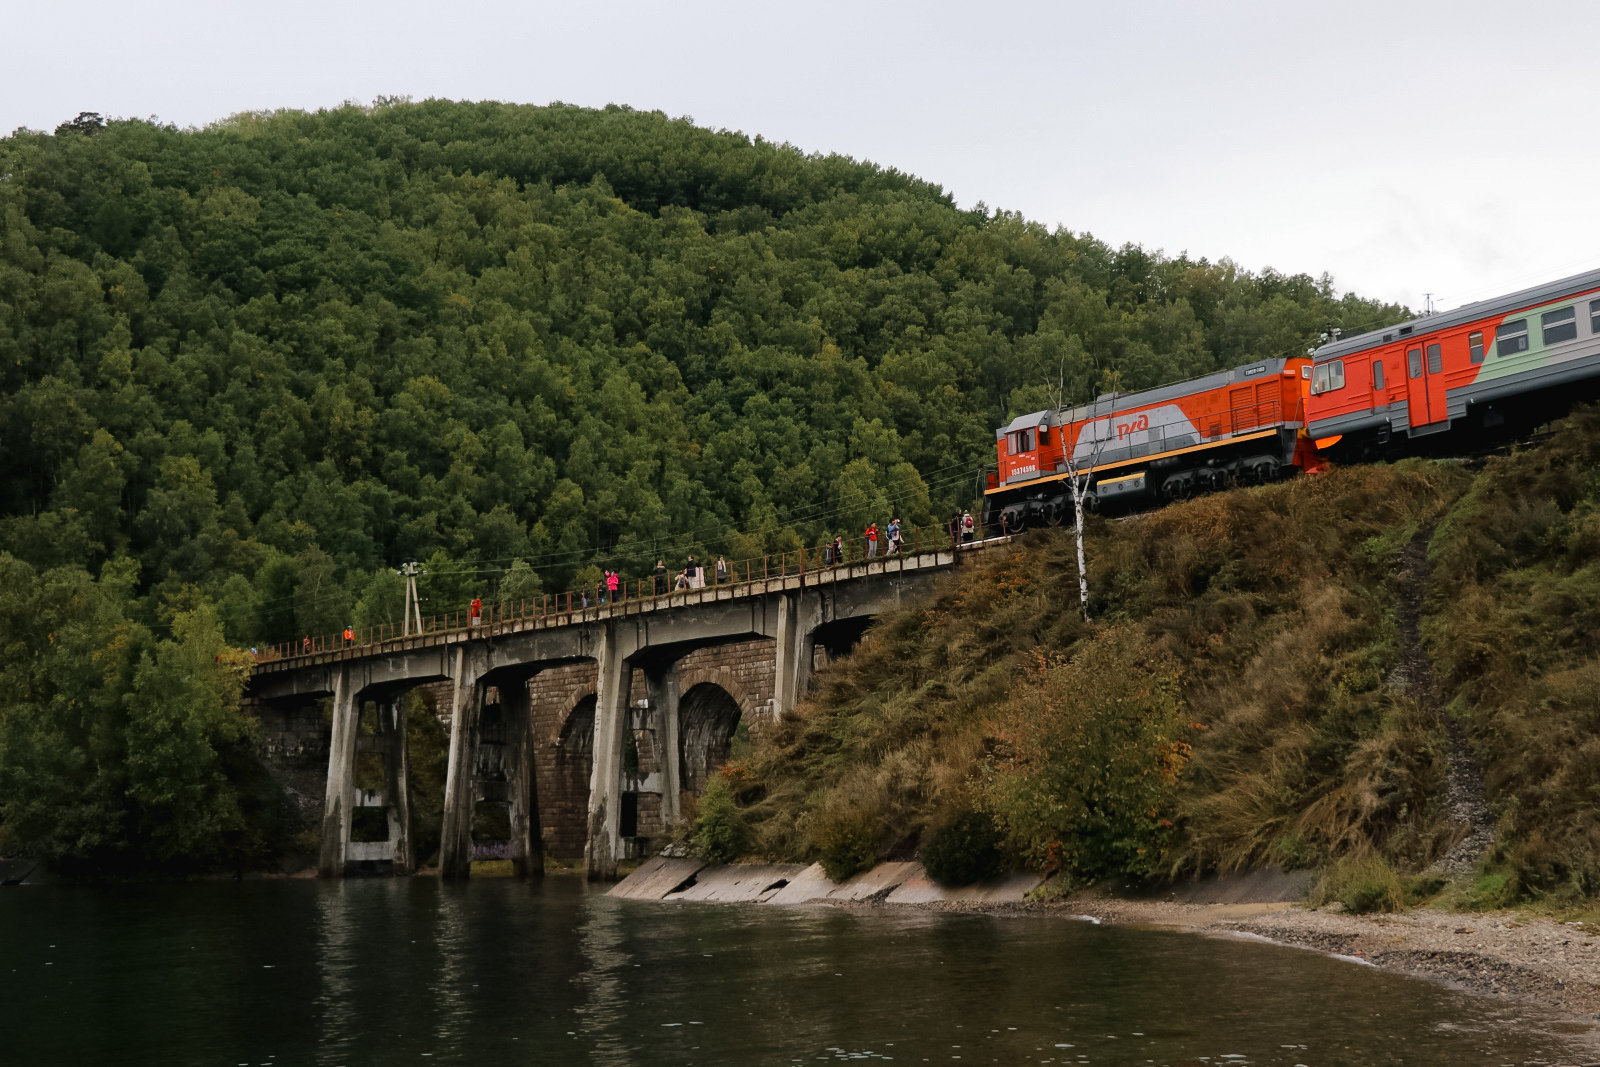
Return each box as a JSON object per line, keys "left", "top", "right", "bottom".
{"left": 246, "top": 543, "right": 997, "bottom": 880}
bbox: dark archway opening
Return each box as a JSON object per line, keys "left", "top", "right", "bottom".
{"left": 679, "top": 683, "right": 744, "bottom": 797}
{"left": 549, "top": 695, "right": 596, "bottom": 859}
{"left": 471, "top": 700, "right": 511, "bottom": 862}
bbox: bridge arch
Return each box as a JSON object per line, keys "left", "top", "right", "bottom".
{"left": 547, "top": 693, "right": 596, "bottom": 858}
{"left": 677, "top": 681, "right": 745, "bottom": 797}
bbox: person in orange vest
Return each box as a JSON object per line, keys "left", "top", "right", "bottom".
{"left": 470, "top": 596, "right": 483, "bottom": 627}
{"left": 343, "top": 625, "right": 354, "bottom": 645}
{"left": 865, "top": 521, "right": 879, "bottom": 558}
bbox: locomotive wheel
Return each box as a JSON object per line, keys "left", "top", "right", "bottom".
{"left": 1045, "top": 502, "right": 1065, "bottom": 526}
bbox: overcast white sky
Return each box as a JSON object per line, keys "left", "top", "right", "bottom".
{"left": 5, "top": 0, "right": 1597, "bottom": 310}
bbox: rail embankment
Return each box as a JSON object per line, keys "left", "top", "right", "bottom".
{"left": 702, "top": 405, "right": 1600, "bottom": 924}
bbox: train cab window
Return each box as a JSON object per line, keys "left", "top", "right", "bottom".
{"left": 1498, "top": 319, "right": 1529, "bottom": 356}
{"left": 1038, "top": 426, "right": 1050, "bottom": 445}
{"left": 1469, "top": 331, "right": 1485, "bottom": 364}
{"left": 1006, "top": 428, "right": 1035, "bottom": 454}
{"left": 1372, "top": 360, "right": 1385, "bottom": 390}
{"left": 1426, "top": 343, "right": 1442, "bottom": 374}
{"left": 1590, "top": 299, "right": 1600, "bottom": 334}
{"left": 1407, "top": 347, "right": 1422, "bottom": 378}
{"left": 1543, "top": 306, "right": 1577, "bottom": 345}
{"left": 1310, "top": 361, "right": 1345, "bottom": 395}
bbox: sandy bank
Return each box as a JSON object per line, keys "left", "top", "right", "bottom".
{"left": 1063, "top": 897, "right": 1600, "bottom": 1020}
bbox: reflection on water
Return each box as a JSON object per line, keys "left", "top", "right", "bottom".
{"left": 1, "top": 877, "right": 1596, "bottom": 1066}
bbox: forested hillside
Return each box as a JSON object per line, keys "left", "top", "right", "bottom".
{"left": 1, "top": 101, "right": 1404, "bottom": 645}
{"left": 0, "top": 100, "right": 1408, "bottom": 871}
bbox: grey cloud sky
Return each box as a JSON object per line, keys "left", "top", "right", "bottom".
{"left": 5, "top": 0, "right": 1596, "bottom": 309}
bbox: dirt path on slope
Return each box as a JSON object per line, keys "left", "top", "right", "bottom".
{"left": 1393, "top": 532, "right": 1496, "bottom": 874}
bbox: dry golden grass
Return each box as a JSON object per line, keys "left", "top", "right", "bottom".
{"left": 739, "top": 458, "right": 1471, "bottom": 880}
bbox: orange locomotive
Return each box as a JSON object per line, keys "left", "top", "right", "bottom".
{"left": 983, "top": 355, "right": 1319, "bottom": 528}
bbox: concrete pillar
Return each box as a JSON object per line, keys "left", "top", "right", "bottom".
{"left": 648, "top": 667, "right": 683, "bottom": 825}
{"left": 440, "top": 648, "right": 484, "bottom": 880}
{"left": 585, "top": 620, "right": 628, "bottom": 881}
{"left": 318, "top": 666, "right": 357, "bottom": 879}
{"left": 504, "top": 676, "right": 545, "bottom": 878}
{"left": 773, "top": 592, "right": 813, "bottom": 715}
{"left": 380, "top": 695, "right": 413, "bottom": 876}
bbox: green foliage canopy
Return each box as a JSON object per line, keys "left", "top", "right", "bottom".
{"left": 0, "top": 99, "right": 1404, "bottom": 649}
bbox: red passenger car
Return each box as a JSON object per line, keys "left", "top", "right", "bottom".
{"left": 1306, "top": 267, "right": 1600, "bottom": 458}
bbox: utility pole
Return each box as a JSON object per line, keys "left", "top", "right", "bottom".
{"left": 399, "top": 561, "right": 425, "bottom": 636}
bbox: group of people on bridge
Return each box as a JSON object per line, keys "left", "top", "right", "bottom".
{"left": 287, "top": 510, "right": 991, "bottom": 657}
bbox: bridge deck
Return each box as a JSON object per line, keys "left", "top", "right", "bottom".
{"left": 250, "top": 540, "right": 1005, "bottom": 678}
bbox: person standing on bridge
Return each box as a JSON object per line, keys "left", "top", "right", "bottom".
{"left": 886, "top": 517, "right": 901, "bottom": 554}
{"left": 606, "top": 569, "right": 620, "bottom": 603}
{"left": 865, "top": 521, "right": 879, "bottom": 558}
{"left": 343, "top": 625, "right": 354, "bottom": 645}
{"left": 716, "top": 555, "right": 729, "bottom": 584}
{"left": 961, "top": 510, "right": 975, "bottom": 543}
{"left": 470, "top": 596, "right": 483, "bottom": 627}
{"left": 686, "top": 555, "right": 704, "bottom": 589}
{"left": 653, "top": 559, "right": 667, "bottom": 595}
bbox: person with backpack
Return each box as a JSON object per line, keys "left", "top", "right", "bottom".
{"left": 961, "top": 510, "right": 975, "bottom": 543}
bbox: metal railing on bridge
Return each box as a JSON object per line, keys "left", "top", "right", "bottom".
{"left": 256, "top": 520, "right": 995, "bottom": 665}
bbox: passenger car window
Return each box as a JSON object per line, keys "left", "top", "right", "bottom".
{"left": 1498, "top": 319, "right": 1529, "bottom": 357}
{"left": 1469, "top": 331, "right": 1485, "bottom": 364}
{"left": 1372, "top": 360, "right": 1385, "bottom": 390}
{"left": 1407, "top": 347, "right": 1422, "bottom": 378}
{"left": 1426, "top": 343, "right": 1442, "bottom": 375}
{"left": 1543, "top": 306, "right": 1577, "bottom": 345}
{"left": 1591, "top": 299, "right": 1600, "bottom": 335}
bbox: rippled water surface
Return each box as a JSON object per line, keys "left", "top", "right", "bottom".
{"left": 2, "top": 877, "right": 1596, "bottom": 1065}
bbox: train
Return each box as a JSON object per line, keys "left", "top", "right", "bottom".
{"left": 982, "top": 266, "right": 1600, "bottom": 529}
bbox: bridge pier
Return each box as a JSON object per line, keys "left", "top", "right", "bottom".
{"left": 585, "top": 620, "right": 628, "bottom": 881}
{"left": 379, "top": 695, "right": 413, "bottom": 875}
{"left": 646, "top": 668, "right": 683, "bottom": 826}
{"left": 440, "top": 647, "right": 486, "bottom": 880}
{"left": 318, "top": 666, "right": 357, "bottom": 878}
{"left": 773, "top": 592, "right": 815, "bottom": 716}
{"left": 503, "top": 673, "right": 545, "bottom": 878}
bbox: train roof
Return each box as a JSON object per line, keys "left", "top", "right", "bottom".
{"left": 1046, "top": 356, "right": 1295, "bottom": 428}
{"left": 1313, "top": 264, "right": 1600, "bottom": 363}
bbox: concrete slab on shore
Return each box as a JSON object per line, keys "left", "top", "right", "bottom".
{"left": 886, "top": 868, "right": 1042, "bottom": 904}
{"left": 0, "top": 857, "right": 42, "bottom": 886}
{"left": 608, "top": 857, "right": 708, "bottom": 900}
{"left": 666, "top": 863, "right": 809, "bottom": 903}
{"left": 764, "top": 861, "right": 921, "bottom": 904}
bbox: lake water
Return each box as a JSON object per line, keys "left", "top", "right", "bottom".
{"left": 2, "top": 877, "right": 1595, "bottom": 1066}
